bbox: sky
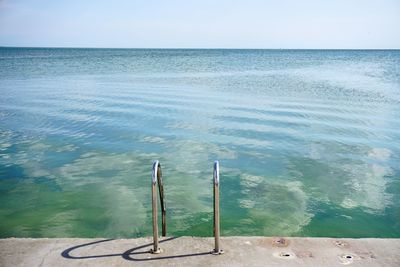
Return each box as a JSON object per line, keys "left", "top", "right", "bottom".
{"left": 0, "top": 0, "right": 399, "bottom": 49}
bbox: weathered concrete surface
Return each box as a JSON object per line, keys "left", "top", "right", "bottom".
{"left": 1, "top": 236, "right": 399, "bottom": 267}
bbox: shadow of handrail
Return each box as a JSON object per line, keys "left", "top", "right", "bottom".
{"left": 61, "top": 237, "right": 212, "bottom": 262}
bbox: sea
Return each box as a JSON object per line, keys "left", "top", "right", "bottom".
{"left": 0, "top": 48, "right": 399, "bottom": 238}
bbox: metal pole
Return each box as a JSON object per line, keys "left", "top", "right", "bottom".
{"left": 157, "top": 165, "right": 166, "bottom": 237}
{"left": 151, "top": 161, "right": 162, "bottom": 254}
{"left": 213, "top": 160, "right": 223, "bottom": 255}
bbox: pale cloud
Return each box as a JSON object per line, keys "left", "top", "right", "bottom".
{"left": 341, "top": 163, "right": 392, "bottom": 212}
{"left": 238, "top": 174, "right": 313, "bottom": 235}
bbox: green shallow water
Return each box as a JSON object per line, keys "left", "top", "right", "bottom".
{"left": 0, "top": 48, "right": 399, "bottom": 238}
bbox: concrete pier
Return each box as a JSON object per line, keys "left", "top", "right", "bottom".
{"left": 1, "top": 236, "right": 399, "bottom": 266}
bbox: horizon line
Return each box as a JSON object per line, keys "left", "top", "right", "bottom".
{"left": 1, "top": 46, "right": 399, "bottom": 50}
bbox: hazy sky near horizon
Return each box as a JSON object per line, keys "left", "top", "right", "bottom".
{"left": 0, "top": 0, "right": 399, "bottom": 48}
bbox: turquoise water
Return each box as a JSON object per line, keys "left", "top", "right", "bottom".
{"left": 0, "top": 48, "right": 399, "bottom": 238}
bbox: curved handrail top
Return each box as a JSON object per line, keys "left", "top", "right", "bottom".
{"left": 213, "top": 160, "right": 219, "bottom": 185}
{"left": 152, "top": 160, "right": 160, "bottom": 184}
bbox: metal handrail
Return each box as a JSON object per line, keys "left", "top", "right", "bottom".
{"left": 213, "top": 160, "right": 223, "bottom": 254}
{"left": 149, "top": 160, "right": 222, "bottom": 255}
{"left": 150, "top": 160, "right": 166, "bottom": 254}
